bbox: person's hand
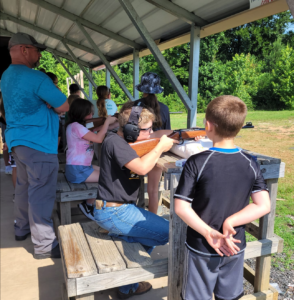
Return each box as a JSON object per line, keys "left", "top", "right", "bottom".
{"left": 2, "top": 143, "right": 8, "bottom": 151}
{"left": 158, "top": 135, "right": 179, "bottom": 153}
{"left": 194, "top": 136, "right": 205, "bottom": 141}
{"left": 46, "top": 102, "right": 52, "bottom": 109}
{"left": 222, "top": 219, "right": 241, "bottom": 255}
{"left": 105, "top": 116, "right": 117, "bottom": 125}
{"left": 204, "top": 229, "right": 230, "bottom": 256}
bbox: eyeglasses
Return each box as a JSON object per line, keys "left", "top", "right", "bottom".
{"left": 139, "top": 126, "right": 152, "bottom": 133}
{"left": 203, "top": 118, "right": 218, "bottom": 127}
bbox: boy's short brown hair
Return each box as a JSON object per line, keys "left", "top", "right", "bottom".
{"left": 118, "top": 101, "right": 155, "bottom": 128}
{"left": 206, "top": 95, "right": 247, "bottom": 138}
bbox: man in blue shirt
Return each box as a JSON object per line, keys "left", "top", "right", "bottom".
{"left": 1, "top": 32, "right": 69, "bottom": 259}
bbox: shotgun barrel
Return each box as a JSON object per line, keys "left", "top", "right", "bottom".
{"left": 129, "top": 128, "right": 206, "bottom": 157}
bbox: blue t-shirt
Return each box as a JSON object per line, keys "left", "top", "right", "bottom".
{"left": 1, "top": 65, "right": 67, "bottom": 154}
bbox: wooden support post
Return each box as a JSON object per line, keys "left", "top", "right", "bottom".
{"left": 168, "top": 173, "right": 185, "bottom": 300}
{"left": 59, "top": 202, "right": 72, "bottom": 225}
{"left": 254, "top": 178, "right": 278, "bottom": 292}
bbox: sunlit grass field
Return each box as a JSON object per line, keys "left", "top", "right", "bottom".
{"left": 171, "top": 110, "right": 294, "bottom": 268}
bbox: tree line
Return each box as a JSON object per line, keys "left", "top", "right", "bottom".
{"left": 39, "top": 11, "right": 294, "bottom": 112}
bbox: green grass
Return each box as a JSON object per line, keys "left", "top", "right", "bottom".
{"left": 170, "top": 110, "right": 294, "bottom": 129}
{"left": 171, "top": 110, "right": 294, "bottom": 268}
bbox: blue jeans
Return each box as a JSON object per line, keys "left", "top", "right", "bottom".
{"left": 94, "top": 201, "right": 169, "bottom": 294}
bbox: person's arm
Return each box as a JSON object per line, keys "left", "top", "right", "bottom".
{"left": 82, "top": 116, "right": 117, "bottom": 144}
{"left": 125, "top": 135, "right": 176, "bottom": 175}
{"left": 222, "top": 160, "right": 270, "bottom": 253}
{"left": 173, "top": 159, "right": 240, "bottom": 256}
{"left": 223, "top": 191, "right": 271, "bottom": 235}
{"left": 37, "top": 77, "right": 69, "bottom": 113}
{"left": 54, "top": 100, "right": 69, "bottom": 114}
{"left": 174, "top": 199, "right": 234, "bottom": 256}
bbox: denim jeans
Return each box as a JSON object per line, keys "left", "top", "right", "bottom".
{"left": 94, "top": 201, "right": 169, "bottom": 295}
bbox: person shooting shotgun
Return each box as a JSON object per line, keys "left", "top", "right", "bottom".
{"left": 93, "top": 100, "right": 176, "bottom": 298}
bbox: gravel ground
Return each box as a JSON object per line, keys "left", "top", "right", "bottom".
{"left": 244, "top": 254, "right": 294, "bottom": 300}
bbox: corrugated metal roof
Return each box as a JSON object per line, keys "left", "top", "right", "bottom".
{"left": 0, "top": 0, "right": 288, "bottom": 69}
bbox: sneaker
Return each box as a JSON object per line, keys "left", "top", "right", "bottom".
{"left": 12, "top": 194, "right": 15, "bottom": 202}
{"left": 34, "top": 243, "right": 61, "bottom": 259}
{"left": 78, "top": 201, "right": 95, "bottom": 221}
{"left": 5, "top": 166, "right": 12, "bottom": 175}
{"left": 117, "top": 282, "right": 152, "bottom": 299}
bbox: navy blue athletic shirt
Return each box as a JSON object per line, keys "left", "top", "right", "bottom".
{"left": 174, "top": 147, "right": 268, "bottom": 256}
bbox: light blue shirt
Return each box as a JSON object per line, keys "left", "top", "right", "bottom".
{"left": 1, "top": 65, "right": 67, "bottom": 154}
{"left": 105, "top": 99, "right": 118, "bottom": 116}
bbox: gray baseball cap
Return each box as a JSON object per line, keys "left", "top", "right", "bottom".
{"left": 8, "top": 32, "right": 46, "bottom": 51}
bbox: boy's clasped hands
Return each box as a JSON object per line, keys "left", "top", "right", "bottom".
{"left": 205, "top": 220, "right": 241, "bottom": 257}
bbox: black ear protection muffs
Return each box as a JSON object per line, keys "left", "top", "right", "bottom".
{"left": 123, "top": 101, "right": 145, "bottom": 142}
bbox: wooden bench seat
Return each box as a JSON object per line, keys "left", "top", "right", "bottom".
{"left": 59, "top": 222, "right": 168, "bottom": 300}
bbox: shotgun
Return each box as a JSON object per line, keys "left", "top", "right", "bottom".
{"left": 129, "top": 128, "right": 206, "bottom": 157}
{"left": 129, "top": 122, "right": 254, "bottom": 157}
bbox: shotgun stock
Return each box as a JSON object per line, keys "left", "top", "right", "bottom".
{"left": 129, "top": 128, "right": 206, "bottom": 157}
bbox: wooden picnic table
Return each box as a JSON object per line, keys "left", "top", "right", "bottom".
{"left": 56, "top": 150, "right": 285, "bottom": 300}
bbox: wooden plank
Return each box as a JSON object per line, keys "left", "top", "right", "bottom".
{"left": 80, "top": 222, "right": 126, "bottom": 274}
{"left": 75, "top": 292, "right": 95, "bottom": 300}
{"left": 244, "top": 237, "right": 280, "bottom": 260}
{"left": 57, "top": 173, "right": 71, "bottom": 193}
{"left": 243, "top": 263, "right": 279, "bottom": 300}
{"left": 255, "top": 255, "right": 271, "bottom": 293}
{"left": 162, "top": 196, "right": 170, "bottom": 209}
{"left": 259, "top": 163, "right": 285, "bottom": 180}
{"left": 239, "top": 290, "right": 274, "bottom": 300}
{"left": 60, "top": 202, "right": 72, "bottom": 225}
{"left": 59, "top": 223, "right": 98, "bottom": 279}
{"left": 245, "top": 222, "right": 283, "bottom": 253}
{"left": 244, "top": 263, "right": 255, "bottom": 285}
{"left": 67, "top": 181, "right": 88, "bottom": 192}
{"left": 242, "top": 150, "right": 281, "bottom": 165}
{"left": 112, "top": 237, "right": 153, "bottom": 268}
{"left": 84, "top": 182, "right": 98, "bottom": 190}
{"left": 60, "top": 242, "right": 77, "bottom": 297}
{"left": 76, "top": 259, "right": 168, "bottom": 295}
{"left": 60, "top": 190, "right": 98, "bottom": 202}
{"left": 254, "top": 178, "right": 278, "bottom": 292}
{"left": 168, "top": 173, "right": 185, "bottom": 300}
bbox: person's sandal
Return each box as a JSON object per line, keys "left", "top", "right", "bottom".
{"left": 117, "top": 282, "right": 152, "bottom": 299}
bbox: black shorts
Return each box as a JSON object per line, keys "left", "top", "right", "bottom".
{"left": 182, "top": 246, "right": 244, "bottom": 300}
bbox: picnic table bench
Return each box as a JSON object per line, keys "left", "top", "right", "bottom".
{"left": 59, "top": 221, "right": 168, "bottom": 300}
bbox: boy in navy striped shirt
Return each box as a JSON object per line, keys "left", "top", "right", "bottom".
{"left": 175, "top": 95, "right": 270, "bottom": 300}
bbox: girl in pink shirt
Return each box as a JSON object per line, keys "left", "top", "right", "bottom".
{"left": 65, "top": 98, "right": 117, "bottom": 220}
